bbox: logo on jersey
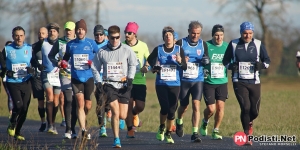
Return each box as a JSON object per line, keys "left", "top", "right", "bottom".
{"left": 197, "top": 49, "right": 201, "bottom": 56}
{"left": 83, "top": 46, "right": 91, "bottom": 51}
{"left": 24, "top": 50, "right": 28, "bottom": 55}
{"left": 172, "top": 55, "right": 176, "bottom": 61}
{"left": 10, "top": 50, "right": 16, "bottom": 59}
{"left": 211, "top": 54, "right": 224, "bottom": 60}
{"left": 248, "top": 46, "right": 255, "bottom": 54}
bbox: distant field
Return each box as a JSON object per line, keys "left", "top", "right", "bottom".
{"left": 0, "top": 76, "right": 299, "bottom": 142}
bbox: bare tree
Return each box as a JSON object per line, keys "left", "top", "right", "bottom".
{"left": 213, "top": 0, "right": 298, "bottom": 75}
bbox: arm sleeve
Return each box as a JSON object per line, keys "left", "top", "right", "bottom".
{"left": 0, "top": 48, "right": 6, "bottom": 69}
{"left": 222, "top": 41, "right": 234, "bottom": 68}
{"left": 30, "top": 48, "right": 38, "bottom": 67}
{"left": 175, "top": 39, "right": 183, "bottom": 47}
{"left": 91, "top": 51, "right": 102, "bottom": 83}
{"left": 259, "top": 44, "right": 271, "bottom": 69}
{"left": 92, "top": 41, "right": 99, "bottom": 58}
{"left": 63, "top": 43, "right": 71, "bottom": 61}
{"left": 127, "top": 47, "right": 137, "bottom": 79}
{"left": 179, "top": 47, "right": 187, "bottom": 70}
{"left": 48, "top": 41, "right": 60, "bottom": 66}
{"left": 203, "top": 41, "right": 209, "bottom": 56}
{"left": 147, "top": 47, "right": 158, "bottom": 67}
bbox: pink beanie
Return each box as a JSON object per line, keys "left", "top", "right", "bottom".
{"left": 125, "top": 22, "right": 139, "bottom": 34}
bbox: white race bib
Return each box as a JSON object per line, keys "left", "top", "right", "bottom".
{"left": 211, "top": 63, "right": 224, "bottom": 78}
{"left": 183, "top": 63, "right": 199, "bottom": 79}
{"left": 160, "top": 65, "right": 177, "bottom": 81}
{"left": 107, "top": 62, "right": 124, "bottom": 81}
{"left": 12, "top": 63, "right": 27, "bottom": 78}
{"left": 47, "top": 72, "right": 61, "bottom": 86}
{"left": 73, "top": 54, "right": 89, "bottom": 70}
{"left": 239, "top": 62, "right": 255, "bottom": 79}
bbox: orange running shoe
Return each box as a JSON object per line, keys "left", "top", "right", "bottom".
{"left": 106, "top": 110, "right": 112, "bottom": 122}
{"left": 249, "top": 122, "right": 253, "bottom": 135}
{"left": 171, "top": 124, "right": 176, "bottom": 132}
{"left": 126, "top": 129, "right": 135, "bottom": 138}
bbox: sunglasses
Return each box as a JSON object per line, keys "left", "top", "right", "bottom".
{"left": 124, "top": 32, "right": 133, "bottom": 35}
{"left": 94, "top": 33, "right": 104, "bottom": 37}
{"left": 109, "top": 36, "right": 120, "bottom": 40}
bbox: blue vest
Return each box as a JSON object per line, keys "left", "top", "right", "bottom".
{"left": 42, "top": 39, "right": 58, "bottom": 73}
{"left": 5, "top": 42, "right": 32, "bottom": 83}
{"left": 181, "top": 38, "right": 205, "bottom": 82}
{"left": 67, "top": 38, "right": 98, "bottom": 82}
{"left": 155, "top": 45, "right": 181, "bottom": 86}
{"left": 96, "top": 40, "right": 108, "bottom": 82}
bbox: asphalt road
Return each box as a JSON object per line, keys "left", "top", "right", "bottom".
{"left": 0, "top": 117, "right": 298, "bottom": 150}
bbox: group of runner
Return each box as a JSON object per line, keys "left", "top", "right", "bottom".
{"left": 0, "top": 20, "right": 270, "bottom": 147}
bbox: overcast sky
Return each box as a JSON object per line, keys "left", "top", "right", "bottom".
{"left": 1, "top": 0, "right": 299, "bottom": 42}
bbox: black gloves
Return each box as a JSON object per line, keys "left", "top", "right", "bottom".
{"left": 0, "top": 68, "right": 7, "bottom": 78}
{"left": 6, "top": 70, "right": 15, "bottom": 78}
{"left": 38, "top": 64, "right": 45, "bottom": 72}
{"left": 152, "top": 65, "right": 162, "bottom": 73}
{"left": 228, "top": 62, "right": 238, "bottom": 73}
{"left": 255, "top": 62, "right": 264, "bottom": 71}
{"left": 26, "top": 67, "right": 35, "bottom": 74}
{"left": 126, "top": 78, "right": 133, "bottom": 92}
{"left": 201, "top": 55, "right": 210, "bottom": 66}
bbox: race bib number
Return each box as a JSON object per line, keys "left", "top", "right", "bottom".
{"left": 183, "top": 63, "right": 199, "bottom": 79}
{"left": 136, "top": 58, "right": 140, "bottom": 73}
{"left": 107, "top": 62, "right": 124, "bottom": 80}
{"left": 12, "top": 63, "right": 27, "bottom": 78}
{"left": 160, "top": 65, "right": 177, "bottom": 81}
{"left": 73, "top": 54, "right": 89, "bottom": 70}
{"left": 211, "top": 63, "right": 224, "bottom": 78}
{"left": 239, "top": 62, "right": 255, "bottom": 79}
{"left": 47, "top": 72, "right": 60, "bottom": 86}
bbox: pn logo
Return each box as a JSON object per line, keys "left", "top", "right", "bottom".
{"left": 234, "top": 131, "right": 247, "bottom": 146}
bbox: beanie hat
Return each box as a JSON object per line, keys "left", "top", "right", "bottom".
{"left": 75, "top": 19, "right": 87, "bottom": 32}
{"left": 47, "top": 23, "right": 60, "bottom": 32}
{"left": 240, "top": 21, "right": 254, "bottom": 34}
{"left": 94, "top": 25, "right": 104, "bottom": 34}
{"left": 212, "top": 24, "right": 224, "bottom": 36}
{"left": 125, "top": 22, "right": 139, "bottom": 34}
{"left": 64, "top": 21, "right": 75, "bottom": 30}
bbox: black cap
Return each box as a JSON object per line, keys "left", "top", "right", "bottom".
{"left": 212, "top": 24, "right": 224, "bottom": 36}
{"left": 94, "top": 25, "right": 104, "bottom": 34}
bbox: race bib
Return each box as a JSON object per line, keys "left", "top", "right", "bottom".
{"left": 239, "top": 62, "right": 255, "bottom": 79}
{"left": 73, "top": 54, "right": 89, "bottom": 70}
{"left": 160, "top": 65, "right": 177, "bottom": 81}
{"left": 47, "top": 72, "right": 60, "bottom": 86}
{"left": 211, "top": 63, "right": 224, "bottom": 78}
{"left": 12, "top": 63, "right": 27, "bottom": 78}
{"left": 107, "top": 62, "right": 124, "bottom": 81}
{"left": 183, "top": 63, "right": 199, "bottom": 79}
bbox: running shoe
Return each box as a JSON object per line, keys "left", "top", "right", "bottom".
{"left": 211, "top": 129, "right": 222, "bottom": 140}
{"left": 82, "top": 130, "right": 91, "bottom": 140}
{"left": 71, "top": 133, "right": 78, "bottom": 139}
{"left": 175, "top": 119, "right": 184, "bottom": 137}
{"left": 60, "top": 120, "right": 66, "bottom": 127}
{"left": 164, "top": 132, "right": 174, "bottom": 144}
{"left": 7, "top": 123, "right": 15, "bottom": 136}
{"left": 112, "top": 137, "right": 121, "bottom": 148}
{"left": 63, "top": 132, "right": 72, "bottom": 139}
{"left": 171, "top": 124, "right": 176, "bottom": 132}
{"left": 191, "top": 132, "right": 202, "bottom": 142}
{"left": 119, "top": 119, "right": 125, "bottom": 130}
{"left": 156, "top": 126, "right": 165, "bottom": 141}
{"left": 245, "top": 141, "right": 253, "bottom": 146}
{"left": 249, "top": 122, "right": 253, "bottom": 135}
{"left": 39, "top": 123, "right": 47, "bottom": 132}
{"left": 126, "top": 128, "right": 135, "bottom": 138}
{"left": 47, "top": 125, "right": 55, "bottom": 133}
{"left": 52, "top": 126, "right": 58, "bottom": 135}
{"left": 14, "top": 134, "right": 25, "bottom": 141}
{"left": 200, "top": 121, "right": 208, "bottom": 136}
{"left": 99, "top": 126, "right": 107, "bottom": 137}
